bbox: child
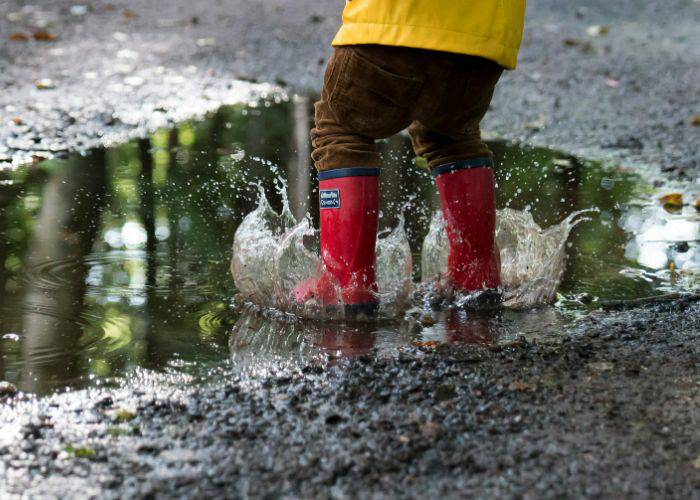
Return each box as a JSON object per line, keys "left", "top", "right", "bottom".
{"left": 294, "top": 1, "right": 526, "bottom": 314}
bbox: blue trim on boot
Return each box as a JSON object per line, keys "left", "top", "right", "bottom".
{"left": 431, "top": 158, "right": 494, "bottom": 177}
{"left": 318, "top": 167, "right": 381, "bottom": 181}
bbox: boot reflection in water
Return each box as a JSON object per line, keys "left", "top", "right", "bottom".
{"left": 444, "top": 310, "right": 497, "bottom": 346}
{"left": 309, "top": 325, "right": 377, "bottom": 358}
{"left": 294, "top": 2, "right": 525, "bottom": 315}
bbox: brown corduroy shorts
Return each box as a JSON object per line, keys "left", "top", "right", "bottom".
{"left": 311, "top": 44, "right": 504, "bottom": 171}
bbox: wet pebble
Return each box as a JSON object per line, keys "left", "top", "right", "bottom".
{"left": 0, "top": 381, "right": 18, "bottom": 397}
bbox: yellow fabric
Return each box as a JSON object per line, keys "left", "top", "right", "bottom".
{"left": 332, "top": 0, "right": 526, "bottom": 69}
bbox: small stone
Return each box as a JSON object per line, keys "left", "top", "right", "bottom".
{"left": 586, "top": 25, "right": 609, "bottom": 37}
{"left": 70, "top": 5, "right": 89, "bottom": 16}
{"left": 0, "top": 381, "right": 18, "bottom": 397}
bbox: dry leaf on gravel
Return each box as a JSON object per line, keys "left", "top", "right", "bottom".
{"left": 9, "top": 32, "right": 29, "bottom": 41}
{"left": 33, "top": 30, "right": 56, "bottom": 42}
{"left": 412, "top": 340, "right": 439, "bottom": 348}
{"left": 659, "top": 193, "right": 684, "bottom": 213}
{"left": 34, "top": 78, "right": 56, "bottom": 89}
{"left": 508, "top": 380, "right": 537, "bottom": 392}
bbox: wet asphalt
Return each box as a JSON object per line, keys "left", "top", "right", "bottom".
{"left": 1, "top": 0, "right": 700, "bottom": 497}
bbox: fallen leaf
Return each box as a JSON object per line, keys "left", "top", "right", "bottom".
{"left": 691, "top": 115, "right": 700, "bottom": 126}
{"left": 34, "top": 78, "right": 56, "bottom": 89}
{"left": 0, "top": 380, "right": 18, "bottom": 396}
{"left": 123, "top": 9, "right": 138, "bottom": 20}
{"left": 695, "top": 199, "right": 700, "bottom": 212}
{"left": 9, "top": 32, "right": 29, "bottom": 41}
{"left": 586, "top": 25, "right": 609, "bottom": 37}
{"left": 508, "top": 380, "right": 537, "bottom": 392}
{"left": 33, "top": 30, "right": 56, "bottom": 42}
{"left": 419, "top": 315, "right": 436, "bottom": 327}
{"left": 411, "top": 340, "right": 439, "bottom": 348}
{"left": 659, "top": 193, "right": 684, "bottom": 212}
{"left": 563, "top": 38, "right": 579, "bottom": 46}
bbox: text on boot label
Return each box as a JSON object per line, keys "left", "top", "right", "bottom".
{"left": 319, "top": 189, "right": 341, "bottom": 209}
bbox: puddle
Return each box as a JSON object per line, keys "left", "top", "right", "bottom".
{"left": 1, "top": 96, "right": 697, "bottom": 394}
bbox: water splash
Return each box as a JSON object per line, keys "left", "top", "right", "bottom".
{"left": 232, "top": 181, "right": 595, "bottom": 315}
{"left": 230, "top": 187, "right": 413, "bottom": 318}
{"left": 230, "top": 185, "right": 289, "bottom": 307}
{"left": 420, "top": 208, "right": 595, "bottom": 309}
{"left": 375, "top": 215, "right": 414, "bottom": 315}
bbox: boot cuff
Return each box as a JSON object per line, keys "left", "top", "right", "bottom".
{"left": 432, "top": 158, "right": 493, "bottom": 177}
{"left": 318, "top": 167, "right": 380, "bottom": 181}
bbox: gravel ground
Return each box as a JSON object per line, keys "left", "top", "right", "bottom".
{"left": 0, "top": 0, "right": 698, "bottom": 175}
{"left": 2, "top": 301, "right": 699, "bottom": 498}
{"left": 1, "top": 1, "right": 700, "bottom": 497}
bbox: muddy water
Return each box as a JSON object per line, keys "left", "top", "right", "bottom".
{"left": 0, "top": 97, "right": 697, "bottom": 394}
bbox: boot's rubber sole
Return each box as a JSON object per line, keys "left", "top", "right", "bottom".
{"left": 461, "top": 289, "right": 502, "bottom": 310}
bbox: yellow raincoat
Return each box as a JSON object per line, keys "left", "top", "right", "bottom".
{"left": 332, "top": 0, "right": 526, "bottom": 69}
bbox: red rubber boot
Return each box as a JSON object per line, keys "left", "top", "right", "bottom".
{"left": 433, "top": 158, "right": 501, "bottom": 296}
{"left": 292, "top": 167, "right": 380, "bottom": 315}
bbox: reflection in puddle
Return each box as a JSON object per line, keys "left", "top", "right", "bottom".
{"left": 0, "top": 96, "right": 697, "bottom": 394}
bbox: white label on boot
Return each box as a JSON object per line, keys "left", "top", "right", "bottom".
{"left": 319, "top": 189, "right": 340, "bottom": 209}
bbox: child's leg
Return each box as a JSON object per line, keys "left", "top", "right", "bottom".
{"left": 311, "top": 46, "right": 421, "bottom": 171}
{"left": 408, "top": 57, "right": 503, "bottom": 296}
{"left": 295, "top": 46, "right": 418, "bottom": 314}
{"left": 310, "top": 95, "right": 381, "bottom": 171}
